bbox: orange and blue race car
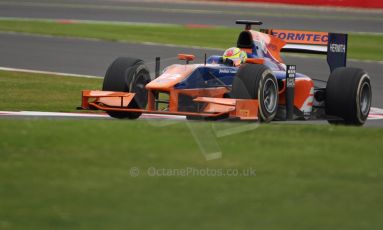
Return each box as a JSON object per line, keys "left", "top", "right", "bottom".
{"left": 80, "top": 20, "right": 372, "bottom": 125}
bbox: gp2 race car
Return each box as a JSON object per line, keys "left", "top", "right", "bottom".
{"left": 80, "top": 20, "right": 372, "bottom": 125}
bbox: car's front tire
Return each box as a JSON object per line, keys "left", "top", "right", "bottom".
{"left": 103, "top": 57, "right": 151, "bottom": 119}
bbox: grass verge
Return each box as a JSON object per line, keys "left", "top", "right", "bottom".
{"left": 0, "top": 119, "right": 383, "bottom": 229}
{"left": 0, "top": 70, "right": 383, "bottom": 229}
{"left": 0, "top": 70, "right": 102, "bottom": 112}
{"left": 0, "top": 19, "right": 382, "bottom": 61}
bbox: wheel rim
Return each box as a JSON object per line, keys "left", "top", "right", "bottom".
{"left": 359, "top": 81, "right": 371, "bottom": 116}
{"left": 263, "top": 78, "right": 277, "bottom": 113}
{"left": 132, "top": 71, "right": 149, "bottom": 108}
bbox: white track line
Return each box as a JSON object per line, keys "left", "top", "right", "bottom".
{"left": 0, "top": 111, "right": 185, "bottom": 120}
{"left": 0, "top": 110, "right": 382, "bottom": 120}
{"left": 0, "top": 67, "right": 101, "bottom": 79}
{"left": 0, "top": 111, "right": 108, "bottom": 117}
{"left": 370, "top": 107, "right": 383, "bottom": 114}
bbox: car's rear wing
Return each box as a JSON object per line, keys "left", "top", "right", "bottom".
{"left": 261, "top": 29, "right": 348, "bottom": 72}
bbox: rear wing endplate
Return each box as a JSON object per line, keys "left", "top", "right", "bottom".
{"left": 261, "top": 29, "right": 348, "bottom": 72}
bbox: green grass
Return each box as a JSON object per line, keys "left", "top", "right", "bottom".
{"left": 0, "top": 71, "right": 383, "bottom": 230}
{"left": 0, "top": 19, "right": 238, "bottom": 49}
{"left": 0, "top": 119, "right": 383, "bottom": 229}
{"left": 0, "top": 19, "right": 382, "bottom": 61}
{"left": 1, "top": 70, "right": 383, "bottom": 229}
{"left": 0, "top": 70, "right": 102, "bottom": 112}
{"left": 346, "top": 34, "right": 383, "bottom": 61}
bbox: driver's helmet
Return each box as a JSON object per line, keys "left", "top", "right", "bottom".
{"left": 222, "top": 47, "right": 247, "bottom": 66}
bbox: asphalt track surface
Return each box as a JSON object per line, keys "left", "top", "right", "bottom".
{"left": 1, "top": 32, "right": 382, "bottom": 107}
{"left": 0, "top": 0, "right": 382, "bottom": 126}
{"left": 0, "top": 0, "right": 383, "bottom": 33}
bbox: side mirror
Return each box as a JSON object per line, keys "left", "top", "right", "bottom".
{"left": 178, "top": 54, "right": 195, "bottom": 64}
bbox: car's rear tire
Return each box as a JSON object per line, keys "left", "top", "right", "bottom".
{"left": 231, "top": 64, "right": 278, "bottom": 122}
{"left": 326, "top": 67, "right": 371, "bottom": 126}
{"left": 102, "top": 57, "right": 151, "bottom": 119}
